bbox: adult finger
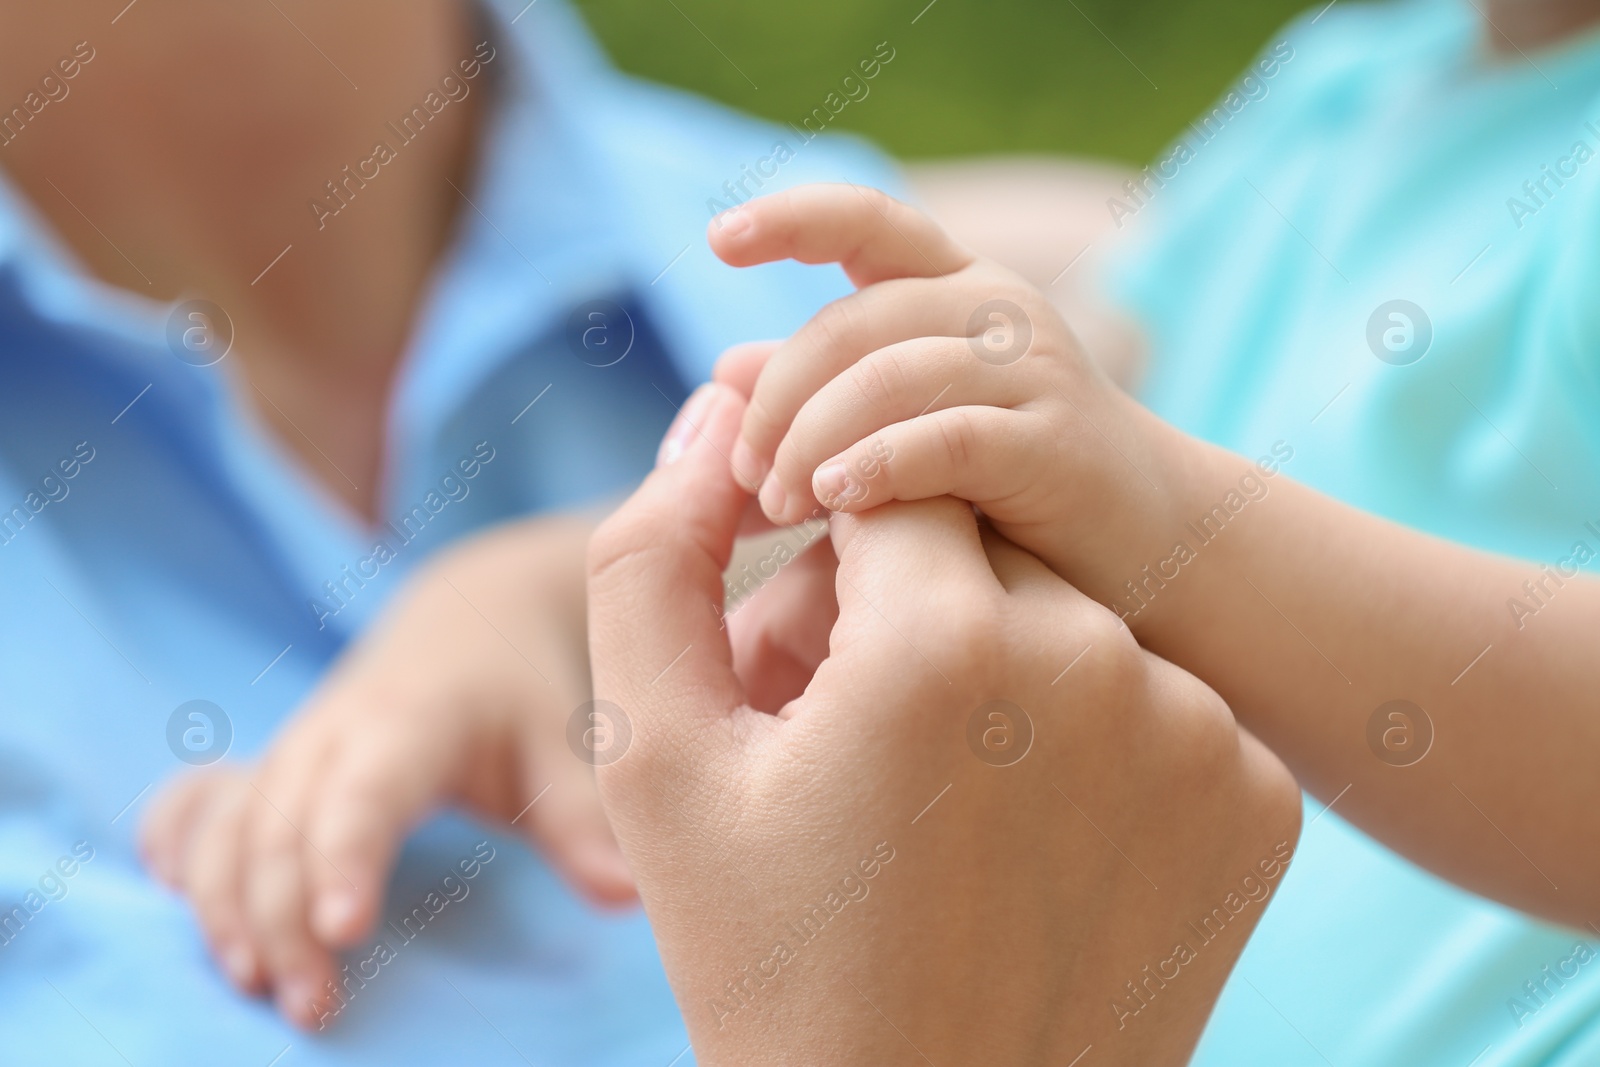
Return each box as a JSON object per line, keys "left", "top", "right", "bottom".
{"left": 976, "top": 524, "right": 1066, "bottom": 598}
{"left": 725, "top": 539, "right": 839, "bottom": 715}
{"left": 826, "top": 496, "right": 998, "bottom": 652}
{"left": 792, "top": 497, "right": 1002, "bottom": 725}
{"left": 588, "top": 382, "right": 752, "bottom": 765}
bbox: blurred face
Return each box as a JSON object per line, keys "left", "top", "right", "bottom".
{"left": 0, "top": 1, "right": 468, "bottom": 151}
{"left": 0, "top": 0, "right": 479, "bottom": 295}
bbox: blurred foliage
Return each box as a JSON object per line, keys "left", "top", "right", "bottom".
{"left": 576, "top": 0, "right": 1316, "bottom": 163}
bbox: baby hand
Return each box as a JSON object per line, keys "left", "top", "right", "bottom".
{"left": 709, "top": 185, "right": 1191, "bottom": 608}
{"left": 140, "top": 517, "right": 634, "bottom": 1029}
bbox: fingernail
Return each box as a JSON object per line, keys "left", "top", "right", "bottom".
{"left": 758, "top": 472, "right": 788, "bottom": 522}
{"left": 278, "top": 978, "right": 319, "bottom": 1026}
{"left": 657, "top": 384, "right": 715, "bottom": 467}
{"left": 223, "top": 944, "right": 256, "bottom": 986}
{"left": 598, "top": 849, "right": 635, "bottom": 891}
{"left": 314, "top": 890, "right": 360, "bottom": 942}
{"left": 813, "top": 462, "right": 850, "bottom": 510}
{"left": 576, "top": 841, "right": 637, "bottom": 900}
{"left": 731, "top": 437, "right": 769, "bottom": 491}
{"left": 715, "top": 208, "right": 751, "bottom": 237}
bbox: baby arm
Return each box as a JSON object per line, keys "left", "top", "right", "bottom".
{"left": 710, "top": 184, "right": 1600, "bottom": 929}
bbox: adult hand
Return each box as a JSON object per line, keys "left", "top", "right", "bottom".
{"left": 587, "top": 381, "right": 1303, "bottom": 1065}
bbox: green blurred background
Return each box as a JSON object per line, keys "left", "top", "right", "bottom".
{"left": 576, "top": 0, "right": 1315, "bottom": 164}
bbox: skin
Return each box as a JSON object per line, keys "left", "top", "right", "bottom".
{"left": 10, "top": 0, "right": 1594, "bottom": 1046}
{"left": 139, "top": 514, "right": 633, "bottom": 1028}
{"left": 0, "top": 0, "right": 631, "bottom": 1029}
{"left": 714, "top": 182, "right": 1600, "bottom": 931}
{"left": 907, "top": 158, "right": 1146, "bottom": 389}
{"left": 0, "top": 0, "right": 481, "bottom": 517}
{"left": 588, "top": 380, "right": 1302, "bottom": 1066}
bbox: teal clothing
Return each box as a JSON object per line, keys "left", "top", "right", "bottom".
{"left": 1112, "top": 0, "right": 1600, "bottom": 1062}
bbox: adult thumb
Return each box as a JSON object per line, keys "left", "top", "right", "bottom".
{"left": 586, "top": 383, "right": 750, "bottom": 775}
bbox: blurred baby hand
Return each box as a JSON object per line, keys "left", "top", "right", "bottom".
{"left": 140, "top": 516, "right": 633, "bottom": 1029}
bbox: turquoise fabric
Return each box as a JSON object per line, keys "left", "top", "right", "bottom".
{"left": 1110, "top": 0, "right": 1600, "bottom": 1062}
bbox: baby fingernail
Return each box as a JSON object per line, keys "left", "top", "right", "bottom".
{"left": 758, "top": 473, "right": 788, "bottom": 521}
{"left": 731, "top": 437, "right": 768, "bottom": 491}
{"left": 657, "top": 384, "right": 714, "bottom": 467}
{"left": 577, "top": 840, "right": 636, "bottom": 897}
{"left": 314, "top": 890, "right": 360, "bottom": 941}
{"left": 223, "top": 944, "right": 256, "bottom": 985}
{"left": 813, "top": 462, "right": 850, "bottom": 509}
{"left": 279, "top": 978, "right": 320, "bottom": 1027}
{"left": 714, "top": 208, "right": 751, "bottom": 237}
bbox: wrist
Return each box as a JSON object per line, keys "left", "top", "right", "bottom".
{"left": 1056, "top": 390, "right": 1207, "bottom": 613}
{"left": 1108, "top": 413, "right": 1293, "bottom": 630}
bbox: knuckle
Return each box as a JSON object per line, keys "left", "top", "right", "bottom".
{"left": 316, "top": 813, "right": 376, "bottom": 871}
{"left": 592, "top": 721, "right": 673, "bottom": 804}
{"left": 1084, "top": 602, "right": 1138, "bottom": 655}
{"left": 1261, "top": 759, "right": 1305, "bottom": 838}
{"left": 855, "top": 185, "right": 899, "bottom": 221}
{"left": 248, "top": 808, "right": 302, "bottom": 866}
{"left": 804, "top": 297, "right": 864, "bottom": 362}
{"left": 778, "top": 403, "right": 836, "bottom": 483}
{"left": 1033, "top": 409, "right": 1070, "bottom": 472}
{"left": 920, "top": 588, "right": 1008, "bottom": 680}
{"left": 855, "top": 437, "right": 898, "bottom": 500}
{"left": 315, "top": 773, "right": 380, "bottom": 844}
{"left": 740, "top": 388, "right": 786, "bottom": 454}
{"left": 587, "top": 510, "right": 663, "bottom": 589}
{"left": 246, "top": 860, "right": 302, "bottom": 926}
{"left": 1174, "top": 683, "right": 1240, "bottom": 769}
{"left": 340, "top": 734, "right": 407, "bottom": 791}
{"left": 588, "top": 533, "right": 683, "bottom": 617}
{"left": 184, "top": 819, "right": 238, "bottom": 901}
{"left": 768, "top": 186, "right": 805, "bottom": 234}
{"left": 188, "top": 861, "right": 231, "bottom": 915}
{"left": 850, "top": 349, "right": 904, "bottom": 412}
{"left": 1064, "top": 605, "right": 1144, "bottom": 692}
{"left": 933, "top": 408, "right": 979, "bottom": 471}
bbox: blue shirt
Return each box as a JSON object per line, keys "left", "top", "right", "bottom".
{"left": 0, "top": 2, "right": 897, "bottom": 1063}
{"left": 1111, "top": 1, "right": 1600, "bottom": 1062}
